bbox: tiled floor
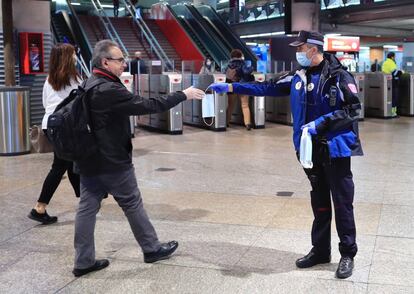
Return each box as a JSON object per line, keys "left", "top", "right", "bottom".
{"left": 1, "top": 118, "right": 413, "bottom": 293}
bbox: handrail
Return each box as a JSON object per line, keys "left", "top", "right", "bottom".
{"left": 89, "top": 0, "right": 129, "bottom": 57}
{"left": 66, "top": 0, "right": 92, "bottom": 55}
{"left": 121, "top": 0, "right": 173, "bottom": 70}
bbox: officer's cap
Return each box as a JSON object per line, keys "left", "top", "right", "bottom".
{"left": 289, "top": 30, "right": 324, "bottom": 47}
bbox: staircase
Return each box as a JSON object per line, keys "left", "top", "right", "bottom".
{"left": 145, "top": 19, "right": 182, "bottom": 71}
{"left": 77, "top": 15, "right": 108, "bottom": 50}
{"left": 110, "top": 17, "right": 152, "bottom": 59}
{"left": 75, "top": 15, "right": 182, "bottom": 71}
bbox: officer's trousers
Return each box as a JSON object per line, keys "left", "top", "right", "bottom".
{"left": 303, "top": 144, "right": 357, "bottom": 258}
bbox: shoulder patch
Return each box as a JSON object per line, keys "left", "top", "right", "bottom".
{"left": 348, "top": 83, "right": 358, "bottom": 94}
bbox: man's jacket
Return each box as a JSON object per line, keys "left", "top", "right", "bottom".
{"left": 75, "top": 68, "right": 187, "bottom": 176}
{"left": 231, "top": 53, "right": 363, "bottom": 159}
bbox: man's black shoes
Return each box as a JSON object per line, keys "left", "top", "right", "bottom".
{"left": 296, "top": 250, "right": 331, "bottom": 268}
{"left": 28, "top": 209, "right": 57, "bottom": 225}
{"left": 72, "top": 259, "right": 110, "bottom": 277}
{"left": 336, "top": 256, "right": 354, "bottom": 279}
{"left": 144, "top": 241, "right": 179, "bottom": 263}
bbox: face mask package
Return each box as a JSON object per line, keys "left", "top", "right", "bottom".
{"left": 202, "top": 93, "right": 215, "bottom": 126}
{"left": 300, "top": 127, "right": 313, "bottom": 169}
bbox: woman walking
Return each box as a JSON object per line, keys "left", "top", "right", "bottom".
{"left": 28, "top": 43, "right": 82, "bottom": 225}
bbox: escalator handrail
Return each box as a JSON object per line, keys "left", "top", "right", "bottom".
{"left": 172, "top": 4, "right": 228, "bottom": 66}
{"left": 185, "top": 4, "right": 229, "bottom": 61}
{"left": 165, "top": 4, "right": 209, "bottom": 59}
{"left": 90, "top": 0, "right": 129, "bottom": 57}
{"left": 121, "top": 0, "right": 173, "bottom": 70}
{"left": 65, "top": 0, "right": 92, "bottom": 56}
{"left": 197, "top": 5, "right": 257, "bottom": 64}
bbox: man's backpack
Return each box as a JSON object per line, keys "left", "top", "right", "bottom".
{"left": 46, "top": 80, "right": 104, "bottom": 162}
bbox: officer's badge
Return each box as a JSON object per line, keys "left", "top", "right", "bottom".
{"left": 295, "top": 81, "right": 302, "bottom": 90}
{"left": 307, "top": 83, "right": 314, "bottom": 91}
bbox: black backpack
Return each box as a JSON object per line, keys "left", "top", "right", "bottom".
{"left": 46, "top": 80, "right": 104, "bottom": 161}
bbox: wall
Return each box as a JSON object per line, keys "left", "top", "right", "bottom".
{"left": 13, "top": 0, "right": 50, "bottom": 33}
{"left": 370, "top": 47, "right": 384, "bottom": 64}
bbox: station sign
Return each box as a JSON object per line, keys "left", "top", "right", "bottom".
{"left": 325, "top": 36, "right": 360, "bottom": 52}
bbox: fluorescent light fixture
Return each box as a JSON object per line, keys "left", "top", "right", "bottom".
{"left": 101, "top": 4, "right": 114, "bottom": 8}
{"left": 383, "top": 45, "right": 398, "bottom": 49}
{"left": 246, "top": 42, "right": 257, "bottom": 46}
{"left": 240, "top": 31, "right": 285, "bottom": 38}
{"left": 219, "top": 0, "right": 229, "bottom": 3}
{"left": 71, "top": 2, "right": 81, "bottom": 5}
{"left": 359, "top": 46, "right": 370, "bottom": 50}
{"left": 119, "top": 8, "right": 125, "bottom": 11}
{"left": 325, "top": 33, "right": 341, "bottom": 37}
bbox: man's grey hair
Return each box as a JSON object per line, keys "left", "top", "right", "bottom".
{"left": 91, "top": 40, "right": 119, "bottom": 68}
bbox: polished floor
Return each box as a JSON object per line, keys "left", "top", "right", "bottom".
{"left": 1, "top": 117, "right": 413, "bottom": 293}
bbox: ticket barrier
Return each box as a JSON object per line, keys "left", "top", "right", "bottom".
{"left": 228, "top": 73, "right": 266, "bottom": 129}
{"left": 365, "top": 72, "right": 393, "bottom": 118}
{"left": 398, "top": 73, "right": 414, "bottom": 116}
{"left": 352, "top": 73, "right": 366, "bottom": 120}
{"left": 182, "top": 73, "right": 227, "bottom": 131}
{"left": 136, "top": 73, "right": 183, "bottom": 134}
{"left": 120, "top": 72, "right": 136, "bottom": 137}
{"left": 264, "top": 73, "right": 293, "bottom": 125}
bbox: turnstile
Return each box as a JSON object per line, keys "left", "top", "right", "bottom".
{"left": 137, "top": 73, "right": 183, "bottom": 134}
{"left": 120, "top": 73, "right": 136, "bottom": 137}
{"left": 182, "top": 73, "right": 227, "bottom": 131}
{"left": 398, "top": 73, "right": 414, "bottom": 116}
{"left": 352, "top": 73, "right": 366, "bottom": 120}
{"left": 365, "top": 72, "right": 393, "bottom": 118}
{"left": 265, "top": 73, "right": 293, "bottom": 125}
{"left": 229, "top": 73, "right": 266, "bottom": 129}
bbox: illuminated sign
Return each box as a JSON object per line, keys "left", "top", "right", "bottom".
{"left": 325, "top": 36, "right": 360, "bottom": 52}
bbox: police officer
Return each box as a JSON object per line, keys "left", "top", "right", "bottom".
{"left": 208, "top": 31, "right": 363, "bottom": 279}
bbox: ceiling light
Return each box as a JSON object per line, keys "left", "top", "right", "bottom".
{"left": 240, "top": 31, "right": 285, "bottom": 38}
{"left": 383, "top": 45, "right": 398, "bottom": 49}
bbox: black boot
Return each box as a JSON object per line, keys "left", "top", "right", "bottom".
{"left": 336, "top": 256, "right": 354, "bottom": 279}
{"left": 73, "top": 259, "right": 110, "bottom": 277}
{"left": 144, "top": 241, "right": 178, "bottom": 263}
{"left": 246, "top": 124, "right": 252, "bottom": 131}
{"left": 296, "top": 250, "right": 331, "bottom": 268}
{"left": 28, "top": 209, "right": 57, "bottom": 225}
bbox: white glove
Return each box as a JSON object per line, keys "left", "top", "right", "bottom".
{"left": 183, "top": 86, "right": 205, "bottom": 100}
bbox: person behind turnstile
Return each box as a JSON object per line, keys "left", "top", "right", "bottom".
{"left": 225, "top": 49, "right": 254, "bottom": 130}
{"left": 382, "top": 52, "right": 403, "bottom": 117}
{"left": 199, "top": 58, "right": 216, "bottom": 74}
{"left": 209, "top": 30, "right": 363, "bottom": 280}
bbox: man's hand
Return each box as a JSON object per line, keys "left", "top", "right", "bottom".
{"left": 207, "top": 83, "right": 231, "bottom": 94}
{"left": 183, "top": 86, "right": 205, "bottom": 100}
{"left": 301, "top": 121, "right": 317, "bottom": 135}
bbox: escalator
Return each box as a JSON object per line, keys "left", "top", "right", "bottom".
{"left": 170, "top": 4, "right": 229, "bottom": 67}
{"left": 194, "top": 4, "right": 257, "bottom": 67}
{"left": 50, "top": 1, "right": 93, "bottom": 71}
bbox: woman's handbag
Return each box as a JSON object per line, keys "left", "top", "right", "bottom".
{"left": 30, "top": 125, "right": 54, "bottom": 153}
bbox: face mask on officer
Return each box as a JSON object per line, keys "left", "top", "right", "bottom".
{"left": 296, "top": 46, "right": 316, "bottom": 67}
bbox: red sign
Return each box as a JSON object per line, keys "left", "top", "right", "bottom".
{"left": 325, "top": 36, "right": 360, "bottom": 52}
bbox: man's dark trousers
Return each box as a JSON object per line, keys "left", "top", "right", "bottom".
{"left": 74, "top": 167, "right": 161, "bottom": 269}
{"left": 303, "top": 141, "right": 358, "bottom": 258}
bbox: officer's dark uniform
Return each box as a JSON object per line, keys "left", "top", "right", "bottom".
{"left": 224, "top": 32, "right": 363, "bottom": 262}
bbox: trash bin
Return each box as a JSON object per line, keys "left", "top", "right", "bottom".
{"left": 0, "top": 86, "right": 31, "bottom": 155}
